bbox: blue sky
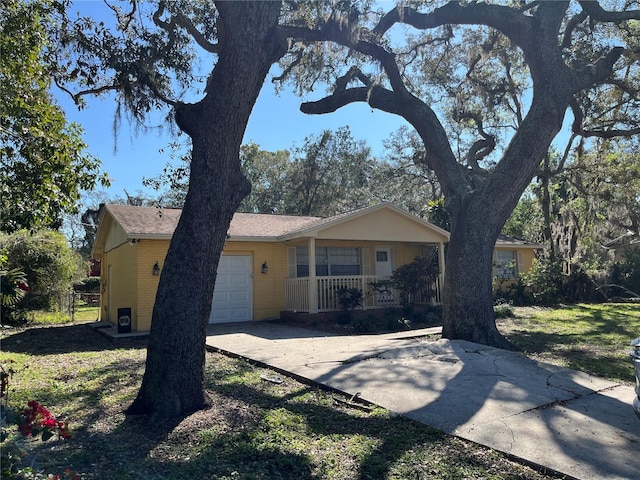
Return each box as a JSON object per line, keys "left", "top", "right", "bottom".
{"left": 55, "top": 1, "right": 573, "bottom": 206}
{"left": 57, "top": 76, "right": 409, "bottom": 202}
{"left": 55, "top": 0, "right": 409, "bottom": 203}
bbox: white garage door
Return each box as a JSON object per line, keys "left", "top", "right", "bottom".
{"left": 209, "top": 255, "right": 253, "bottom": 324}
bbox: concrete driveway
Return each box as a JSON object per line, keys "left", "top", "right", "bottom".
{"left": 205, "top": 322, "right": 640, "bottom": 480}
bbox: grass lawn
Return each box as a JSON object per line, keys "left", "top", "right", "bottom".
{"left": 498, "top": 303, "right": 639, "bottom": 384}
{"left": 30, "top": 306, "right": 100, "bottom": 325}
{"left": 1, "top": 303, "right": 637, "bottom": 479}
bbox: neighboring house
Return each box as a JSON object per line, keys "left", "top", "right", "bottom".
{"left": 92, "top": 203, "right": 538, "bottom": 332}
{"left": 493, "top": 235, "right": 541, "bottom": 281}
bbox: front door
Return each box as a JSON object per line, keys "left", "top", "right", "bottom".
{"left": 375, "top": 247, "right": 394, "bottom": 304}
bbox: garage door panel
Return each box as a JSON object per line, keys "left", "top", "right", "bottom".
{"left": 213, "top": 291, "right": 230, "bottom": 302}
{"left": 231, "top": 275, "right": 247, "bottom": 285}
{"left": 231, "top": 291, "right": 249, "bottom": 301}
{"left": 209, "top": 255, "right": 252, "bottom": 324}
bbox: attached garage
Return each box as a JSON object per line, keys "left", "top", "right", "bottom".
{"left": 209, "top": 255, "right": 253, "bottom": 323}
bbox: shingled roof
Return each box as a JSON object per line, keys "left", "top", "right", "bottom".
{"left": 103, "top": 204, "right": 323, "bottom": 239}
{"left": 495, "top": 234, "right": 542, "bottom": 249}
{"left": 101, "top": 204, "right": 540, "bottom": 250}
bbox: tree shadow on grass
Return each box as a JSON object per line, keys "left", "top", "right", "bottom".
{"left": 0, "top": 323, "right": 147, "bottom": 355}
{"left": 21, "top": 354, "right": 540, "bottom": 480}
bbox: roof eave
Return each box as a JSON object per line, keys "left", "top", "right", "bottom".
{"left": 227, "top": 235, "right": 279, "bottom": 242}
{"left": 124, "top": 233, "right": 174, "bottom": 241}
{"left": 90, "top": 205, "right": 109, "bottom": 259}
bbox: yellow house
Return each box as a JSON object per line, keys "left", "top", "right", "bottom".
{"left": 92, "top": 203, "right": 539, "bottom": 332}
{"left": 493, "top": 235, "right": 540, "bottom": 281}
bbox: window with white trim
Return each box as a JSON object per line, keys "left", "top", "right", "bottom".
{"left": 296, "top": 247, "right": 360, "bottom": 277}
{"left": 493, "top": 250, "right": 517, "bottom": 279}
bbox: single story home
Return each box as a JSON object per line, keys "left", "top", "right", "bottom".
{"left": 91, "top": 203, "right": 540, "bottom": 332}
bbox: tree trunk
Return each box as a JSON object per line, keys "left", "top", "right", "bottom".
{"left": 439, "top": 190, "right": 515, "bottom": 349}
{"left": 126, "top": 1, "right": 286, "bottom": 422}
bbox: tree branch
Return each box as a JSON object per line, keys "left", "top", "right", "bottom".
{"left": 174, "top": 13, "right": 220, "bottom": 54}
{"left": 455, "top": 112, "right": 496, "bottom": 170}
{"left": 579, "top": 1, "right": 640, "bottom": 23}
{"left": 54, "top": 78, "right": 121, "bottom": 105}
{"left": 572, "top": 47, "right": 627, "bottom": 91}
{"left": 301, "top": 82, "right": 466, "bottom": 198}
{"left": 582, "top": 126, "right": 640, "bottom": 138}
{"left": 105, "top": 0, "right": 137, "bottom": 31}
{"left": 561, "top": 10, "right": 588, "bottom": 49}
{"left": 153, "top": 3, "right": 220, "bottom": 54}
{"left": 272, "top": 48, "right": 304, "bottom": 83}
{"left": 373, "top": 2, "right": 533, "bottom": 48}
{"left": 569, "top": 95, "right": 585, "bottom": 135}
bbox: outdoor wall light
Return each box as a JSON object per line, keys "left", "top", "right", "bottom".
{"left": 152, "top": 262, "right": 160, "bottom": 276}
{"left": 261, "top": 261, "right": 268, "bottom": 274}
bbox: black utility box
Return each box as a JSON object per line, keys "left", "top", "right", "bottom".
{"left": 117, "top": 307, "right": 132, "bottom": 334}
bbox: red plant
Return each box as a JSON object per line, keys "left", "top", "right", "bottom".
{"left": 19, "top": 400, "right": 72, "bottom": 441}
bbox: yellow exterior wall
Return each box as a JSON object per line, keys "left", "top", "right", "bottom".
{"left": 135, "top": 239, "right": 170, "bottom": 331}
{"left": 102, "top": 243, "right": 138, "bottom": 329}
{"left": 102, "top": 239, "right": 293, "bottom": 331}
{"left": 518, "top": 248, "right": 537, "bottom": 273}
{"left": 494, "top": 246, "right": 538, "bottom": 274}
{"left": 391, "top": 243, "right": 424, "bottom": 270}
{"left": 100, "top": 235, "right": 447, "bottom": 332}
{"left": 316, "top": 208, "right": 448, "bottom": 244}
{"left": 223, "top": 241, "right": 287, "bottom": 321}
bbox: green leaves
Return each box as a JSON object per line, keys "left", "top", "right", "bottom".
{"left": 0, "top": 0, "right": 108, "bottom": 232}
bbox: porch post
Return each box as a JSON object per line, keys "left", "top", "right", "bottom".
{"left": 438, "top": 241, "right": 446, "bottom": 301}
{"left": 308, "top": 237, "right": 318, "bottom": 314}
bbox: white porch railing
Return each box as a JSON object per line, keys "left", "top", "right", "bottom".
{"left": 285, "top": 275, "right": 441, "bottom": 313}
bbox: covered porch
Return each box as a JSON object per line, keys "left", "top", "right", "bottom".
{"left": 275, "top": 203, "right": 450, "bottom": 316}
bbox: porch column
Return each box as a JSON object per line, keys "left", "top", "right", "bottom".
{"left": 438, "top": 241, "right": 446, "bottom": 301}
{"left": 308, "top": 237, "right": 318, "bottom": 313}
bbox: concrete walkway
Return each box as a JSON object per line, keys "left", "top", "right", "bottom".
{"left": 205, "top": 322, "right": 640, "bottom": 480}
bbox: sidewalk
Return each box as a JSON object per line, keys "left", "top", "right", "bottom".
{"left": 205, "top": 322, "right": 640, "bottom": 480}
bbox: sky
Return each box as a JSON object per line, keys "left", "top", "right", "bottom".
{"left": 55, "top": 2, "right": 410, "bottom": 204}
{"left": 57, "top": 76, "right": 409, "bottom": 203}
{"left": 55, "top": 1, "right": 574, "bottom": 207}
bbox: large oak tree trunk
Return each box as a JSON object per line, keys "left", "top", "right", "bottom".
{"left": 441, "top": 193, "right": 514, "bottom": 349}
{"left": 439, "top": 87, "right": 570, "bottom": 349}
{"left": 126, "top": 1, "right": 286, "bottom": 422}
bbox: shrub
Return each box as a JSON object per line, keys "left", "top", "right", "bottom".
{"left": 518, "top": 257, "right": 564, "bottom": 305}
{"left": 493, "top": 276, "right": 534, "bottom": 306}
{"left": 370, "top": 255, "right": 440, "bottom": 309}
{"left": 335, "top": 287, "right": 363, "bottom": 324}
{"left": 0, "top": 230, "right": 85, "bottom": 320}
{"left": 608, "top": 246, "right": 640, "bottom": 299}
{"left": 494, "top": 304, "right": 515, "bottom": 319}
{"left": 0, "top": 254, "right": 31, "bottom": 324}
{"left": 350, "top": 312, "right": 409, "bottom": 334}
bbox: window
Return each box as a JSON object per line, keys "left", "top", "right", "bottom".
{"left": 493, "top": 250, "right": 516, "bottom": 279}
{"left": 376, "top": 250, "right": 388, "bottom": 262}
{"left": 296, "top": 247, "right": 360, "bottom": 277}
